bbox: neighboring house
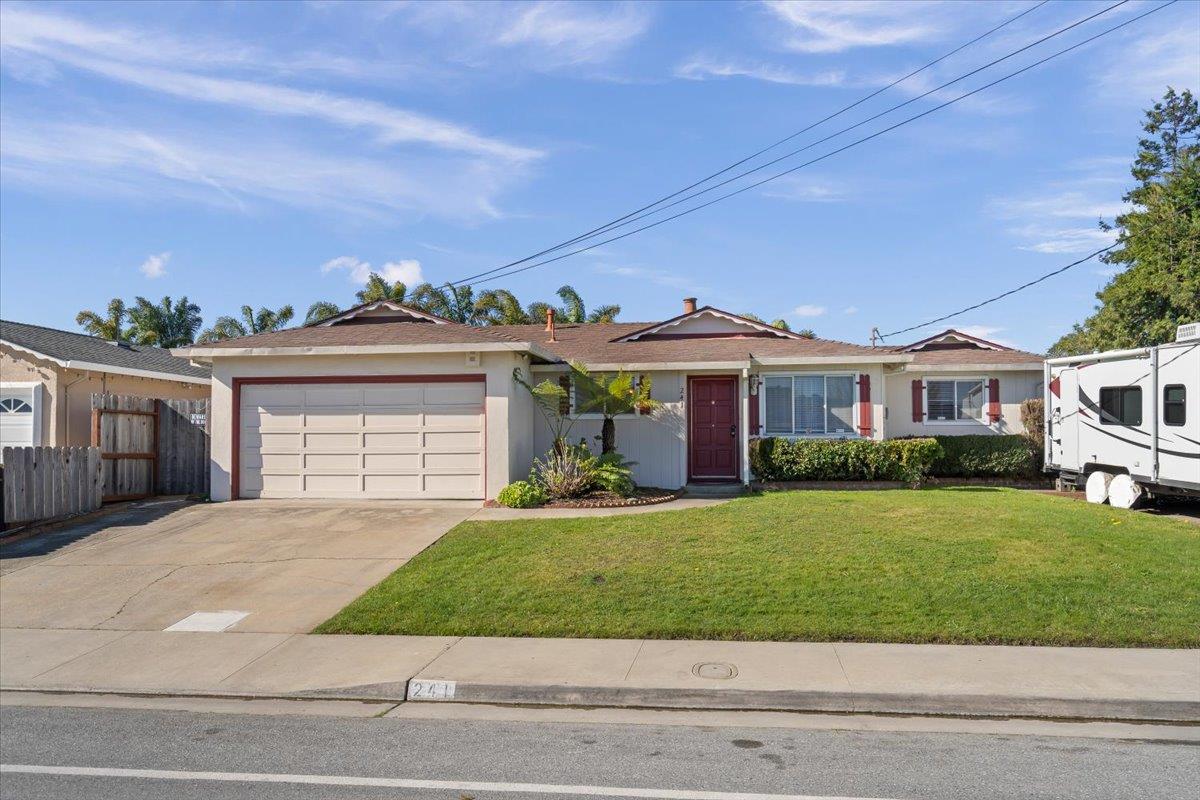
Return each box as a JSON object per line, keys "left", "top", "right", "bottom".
{"left": 175, "top": 298, "right": 1043, "bottom": 501}
{"left": 1, "top": 320, "right": 211, "bottom": 455}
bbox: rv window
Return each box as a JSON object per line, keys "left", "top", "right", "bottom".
{"left": 1099, "top": 386, "right": 1142, "bottom": 426}
{"left": 1163, "top": 385, "right": 1186, "bottom": 426}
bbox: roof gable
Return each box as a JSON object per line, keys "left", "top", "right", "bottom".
{"left": 313, "top": 300, "right": 453, "bottom": 327}
{"left": 614, "top": 306, "right": 804, "bottom": 342}
{"left": 901, "top": 329, "right": 1008, "bottom": 352}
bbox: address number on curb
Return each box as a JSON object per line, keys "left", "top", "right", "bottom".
{"left": 408, "top": 680, "right": 456, "bottom": 700}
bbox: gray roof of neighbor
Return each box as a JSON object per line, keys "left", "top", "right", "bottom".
{"left": 0, "top": 320, "right": 211, "bottom": 380}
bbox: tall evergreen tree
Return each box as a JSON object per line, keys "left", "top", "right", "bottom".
{"left": 1049, "top": 89, "right": 1199, "bottom": 355}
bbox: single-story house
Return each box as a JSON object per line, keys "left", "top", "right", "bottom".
{"left": 176, "top": 298, "right": 1044, "bottom": 502}
{"left": 1, "top": 320, "right": 211, "bottom": 454}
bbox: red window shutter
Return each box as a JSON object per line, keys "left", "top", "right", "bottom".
{"left": 987, "top": 378, "right": 1001, "bottom": 423}
{"left": 912, "top": 380, "right": 924, "bottom": 422}
{"left": 857, "top": 374, "right": 872, "bottom": 437}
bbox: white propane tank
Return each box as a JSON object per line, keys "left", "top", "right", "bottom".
{"left": 1085, "top": 471, "right": 1113, "bottom": 504}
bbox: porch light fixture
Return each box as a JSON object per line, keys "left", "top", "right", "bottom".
{"left": 749, "top": 374, "right": 761, "bottom": 395}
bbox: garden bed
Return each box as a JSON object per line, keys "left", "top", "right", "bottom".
{"left": 486, "top": 486, "right": 681, "bottom": 509}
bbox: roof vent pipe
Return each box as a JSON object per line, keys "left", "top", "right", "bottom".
{"left": 545, "top": 307, "right": 556, "bottom": 341}
{"left": 682, "top": 297, "right": 697, "bottom": 315}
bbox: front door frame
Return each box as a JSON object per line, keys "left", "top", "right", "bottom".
{"left": 687, "top": 374, "right": 741, "bottom": 482}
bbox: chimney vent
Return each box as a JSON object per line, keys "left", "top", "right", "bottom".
{"left": 682, "top": 297, "right": 697, "bottom": 314}
{"left": 545, "top": 307, "right": 556, "bottom": 341}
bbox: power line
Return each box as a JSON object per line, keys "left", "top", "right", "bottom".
{"left": 466, "top": 0, "right": 1127, "bottom": 285}
{"left": 464, "top": 1, "right": 1173, "bottom": 289}
{"left": 444, "top": 0, "right": 1053, "bottom": 288}
{"left": 880, "top": 245, "right": 1116, "bottom": 339}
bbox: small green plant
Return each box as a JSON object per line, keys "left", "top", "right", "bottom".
{"left": 591, "top": 451, "right": 636, "bottom": 496}
{"left": 533, "top": 445, "right": 597, "bottom": 499}
{"left": 496, "top": 480, "right": 547, "bottom": 508}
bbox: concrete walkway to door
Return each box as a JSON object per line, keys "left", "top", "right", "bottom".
{"left": 0, "top": 499, "right": 476, "bottom": 634}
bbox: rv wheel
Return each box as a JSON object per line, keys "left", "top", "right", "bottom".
{"left": 1085, "top": 471, "right": 1113, "bottom": 504}
{"left": 1108, "top": 474, "right": 1145, "bottom": 509}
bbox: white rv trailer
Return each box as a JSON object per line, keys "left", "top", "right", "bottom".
{"left": 1044, "top": 323, "right": 1199, "bottom": 506}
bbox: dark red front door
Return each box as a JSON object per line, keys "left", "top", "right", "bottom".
{"left": 688, "top": 376, "right": 739, "bottom": 480}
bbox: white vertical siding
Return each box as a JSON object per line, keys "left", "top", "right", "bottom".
{"left": 530, "top": 370, "right": 688, "bottom": 489}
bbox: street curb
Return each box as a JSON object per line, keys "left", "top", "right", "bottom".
{"left": 5, "top": 682, "right": 1196, "bottom": 724}
{"left": 404, "top": 682, "right": 1200, "bottom": 723}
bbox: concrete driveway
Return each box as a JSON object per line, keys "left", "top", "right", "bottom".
{"left": 0, "top": 499, "right": 476, "bottom": 633}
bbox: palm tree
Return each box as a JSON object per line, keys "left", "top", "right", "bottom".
{"left": 528, "top": 285, "right": 620, "bottom": 326}
{"left": 355, "top": 272, "right": 409, "bottom": 304}
{"left": 572, "top": 362, "right": 661, "bottom": 454}
{"left": 741, "top": 313, "right": 796, "bottom": 332}
{"left": 796, "top": 328, "right": 816, "bottom": 339}
{"left": 476, "top": 289, "right": 530, "bottom": 325}
{"left": 127, "top": 296, "right": 203, "bottom": 348}
{"left": 304, "top": 301, "right": 342, "bottom": 325}
{"left": 76, "top": 299, "right": 129, "bottom": 340}
{"left": 587, "top": 304, "right": 621, "bottom": 323}
{"left": 198, "top": 304, "right": 294, "bottom": 342}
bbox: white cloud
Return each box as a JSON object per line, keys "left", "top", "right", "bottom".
{"left": 843, "top": 306, "right": 858, "bottom": 315}
{"left": 593, "top": 263, "right": 706, "bottom": 292}
{"left": 0, "top": 120, "right": 519, "bottom": 221}
{"left": 761, "top": 0, "right": 942, "bottom": 54}
{"left": 761, "top": 176, "right": 846, "bottom": 203}
{"left": 321, "top": 256, "right": 424, "bottom": 286}
{"left": 793, "top": 304, "right": 827, "bottom": 317}
{"left": 0, "top": 6, "right": 540, "bottom": 163}
{"left": 675, "top": 57, "right": 844, "bottom": 87}
{"left": 1098, "top": 24, "right": 1198, "bottom": 103}
{"left": 397, "top": 1, "right": 650, "bottom": 69}
{"left": 498, "top": 2, "right": 650, "bottom": 65}
{"left": 990, "top": 191, "right": 1127, "bottom": 221}
{"left": 139, "top": 251, "right": 170, "bottom": 279}
{"left": 1014, "top": 226, "right": 1117, "bottom": 255}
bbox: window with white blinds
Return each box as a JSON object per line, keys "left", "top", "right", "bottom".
{"left": 926, "top": 379, "right": 984, "bottom": 422}
{"left": 763, "top": 374, "right": 856, "bottom": 436}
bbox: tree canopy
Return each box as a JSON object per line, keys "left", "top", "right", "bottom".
{"left": 1049, "top": 88, "right": 1199, "bottom": 356}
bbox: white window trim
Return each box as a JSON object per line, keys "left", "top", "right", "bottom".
{"left": 920, "top": 375, "right": 992, "bottom": 425}
{"left": 758, "top": 371, "right": 861, "bottom": 439}
{"left": 0, "top": 381, "right": 44, "bottom": 447}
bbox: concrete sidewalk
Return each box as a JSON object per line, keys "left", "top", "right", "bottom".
{"left": 2, "top": 628, "right": 1196, "bottom": 722}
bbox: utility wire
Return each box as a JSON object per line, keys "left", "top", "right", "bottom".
{"left": 464, "top": 0, "right": 1126, "bottom": 284}
{"left": 880, "top": 245, "right": 1116, "bottom": 339}
{"left": 465, "top": 2, "right": 1173, "bottom": 289}
{"left": 444, "top": 0, "right": 1053, "bottom": 288}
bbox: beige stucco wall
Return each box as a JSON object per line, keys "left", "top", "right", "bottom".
{"left": 882, "top": 369, "right": 1042, "bottom": 438}
{"left": 206, "top": 350, "right": 527, "bottom": 501}
{"left": 1, "top": 346, "right": 209, "bottom": 446}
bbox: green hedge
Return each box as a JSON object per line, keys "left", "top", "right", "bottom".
{"left": 750, "top": 438, "right": 941, "bottom": 483}
{"left": 928, "top": 434, "right": 1041, "bottom": 478}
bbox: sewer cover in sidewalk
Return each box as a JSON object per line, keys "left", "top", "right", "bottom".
{"left": 164, "top": 611, "right": 249, "bottom": 632}
{"left": 692, "top": 662, "right": 738, "bottom": 680}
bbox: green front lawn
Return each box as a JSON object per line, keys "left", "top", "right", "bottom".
{"left": 316, "top": 489, "right": 1200, "bottom": 647}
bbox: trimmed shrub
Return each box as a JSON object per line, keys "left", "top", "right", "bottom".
{"left": 750, "top": 438, "right": 941, "bottom": 483}
{"left": 929, "top": 434, "right": 1040, "bottom": 478}
{"left": 497, "top": 480, "right": 547, "bottom": 508}
{"left": 1020, "top": 398, "right": 1045, "bottom": 453}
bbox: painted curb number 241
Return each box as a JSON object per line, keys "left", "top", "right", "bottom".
{"left": 408, "top": 680, "right": 456, "bottom": 701}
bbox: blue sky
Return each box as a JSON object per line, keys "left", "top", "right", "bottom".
{"left": 1, "top": 0, "right": 1196, "bottom": 351}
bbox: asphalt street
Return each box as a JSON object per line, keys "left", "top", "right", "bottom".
{"left": 1, "top": 701, "right": 1196, "bottom": 800}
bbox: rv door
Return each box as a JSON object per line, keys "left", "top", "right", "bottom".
{"left": 1051, "top": 367, "right": 1081, "bottom": 472}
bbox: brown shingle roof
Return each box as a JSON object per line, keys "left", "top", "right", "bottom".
{"left": 505, "top": 322, "right": 881, "bottom": 364}
{"left": 194, "top": 321, "right": 527, "bottom": 349}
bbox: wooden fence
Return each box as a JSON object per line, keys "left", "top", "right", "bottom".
{"left": 1, "top": 446, "right": 102, "bottom": 526}
{"left": 91, "top": 393, "right": 210, "bottom": 501}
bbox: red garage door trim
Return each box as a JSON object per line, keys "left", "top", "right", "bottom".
{"left": 231, "top": 374, "right": 487, "bottom": 500}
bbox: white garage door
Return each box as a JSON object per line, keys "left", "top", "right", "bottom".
{"left": 239, "top": 380, "right": 484, "bottom": 499}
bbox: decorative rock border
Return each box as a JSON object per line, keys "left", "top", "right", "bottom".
{"left": 486, "top": 488, "right": 683, "bottom": 510}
